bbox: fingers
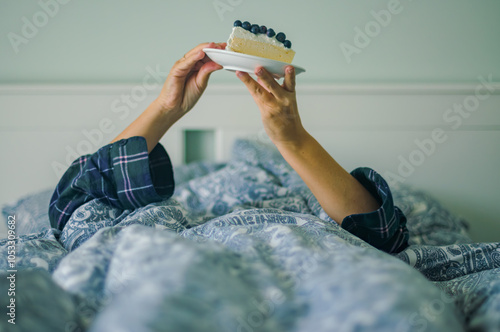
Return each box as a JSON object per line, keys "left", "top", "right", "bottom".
{"left": 172, "top": 50, "right": 206, "bottom": 78}
{"left": 182, "top": 42, "right": 216, "bottom": 59}
{"left": 212, "top": 42, "right": 227, "bottom": 49}
{"left": 196, "top": 61, "right": 223, "bottom": 88}
{"left": 237, "top": 65, "right": 298, "bottom": 105}
{"left": 283, "top": 66, "right": 295, "bottom": 92}
{"left": 255, "top": 67, "right": 284, "bottom": 96}
{"left": 182, "top": 42, "right": 225, "bottom": 60}
{"left": 236, "top": 71, "right": 274, "bottom": 105}
{"left": 192, "top": 53, "right": 215, "bottom": 72}
{"left": 191, "top": 50, "right": 223, "bottom": 86}
{"left": 172, "top": 42, "right": 225, "bottom": 78}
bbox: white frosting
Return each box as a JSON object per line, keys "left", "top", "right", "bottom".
{"left": 226, "top": 27, "right": 290, "bottom": 51}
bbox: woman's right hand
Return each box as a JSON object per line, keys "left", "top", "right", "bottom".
{"left": 111, "top": 42, "right": 225, "bottom": 152}
{"left": 155, "top": 42, "right": 226, "bottom": 118}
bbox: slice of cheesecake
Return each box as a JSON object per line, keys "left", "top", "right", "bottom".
{"left": 226, "top": 20, "right": 296, "bottom": 64}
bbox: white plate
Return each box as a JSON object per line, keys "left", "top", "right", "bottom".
{"left": 203, "top": 48, "right": 305, "bottom": 78}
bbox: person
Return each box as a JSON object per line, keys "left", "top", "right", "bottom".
{"left": 48, "top": 42, "right": 409, "bottom": 254}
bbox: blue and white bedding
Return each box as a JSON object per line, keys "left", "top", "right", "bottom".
{"left": 1, "top": 139, "right": 499, "bottom": 332}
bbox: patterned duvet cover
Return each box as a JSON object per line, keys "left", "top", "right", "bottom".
{"left": 1, "top": 139, "right": 499, "bottom": 332}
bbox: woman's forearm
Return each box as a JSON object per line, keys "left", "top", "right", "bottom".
{"left": 110, "top": 99, "right": 180, "bottom": 153}
{"left": 110, "top": 42, "right": 225, "bottom": 153}
{"left": 237, "top": 66, "right": 379, "bottom": 225}
{"left": 275, "top": 131, "right": 380, "bottom": 225}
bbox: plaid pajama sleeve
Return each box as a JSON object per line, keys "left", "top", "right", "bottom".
{"left": 49, "top": 136, "right": 174, "bottom": 231}
{"left": 341, "top": 167, "right": 409, "bottom": 254}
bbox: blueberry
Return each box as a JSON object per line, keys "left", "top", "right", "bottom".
{"left": 266, "top": 28, "right": 275, "bottom": 38}
{"left": 233, "top": 20, "right": 242, "bottom": 27}
{"left": 283, "top": 40, "right": 292, "bottom": 48}
{"left": 242, "top": 21, "right": 251, "bottom": 30}
{"left": 259, "top": 25, "right": 267, "bottom": 34}
{"left": 276, "top": 32, "right": 286, "bottom": 42}
{"left": 251, "top": 24, "right": 260, "bottom": 34}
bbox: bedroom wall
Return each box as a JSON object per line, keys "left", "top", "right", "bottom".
{"left": 1, "top": 1, "right": 499, "bottom": 242}
{"left": 0, "top": 0, "right": 499, "bottom": 84}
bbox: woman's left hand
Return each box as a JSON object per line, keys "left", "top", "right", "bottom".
{"left": 236, "top": 66, "right": 307, "bottom": 149}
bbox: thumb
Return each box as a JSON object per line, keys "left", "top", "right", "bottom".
{"left": 196, "top": 61, "right": 223, "bottom": 89}
{"left": 171, "top": 50, "right": 206, "bottom": 78}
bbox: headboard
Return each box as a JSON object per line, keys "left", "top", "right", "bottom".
{"left": 1, "top": 83, "right": 499, "bottom": 242}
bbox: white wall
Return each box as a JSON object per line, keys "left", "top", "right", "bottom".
{"left": 0, "top": 0, "right": 499, "bottom": 84}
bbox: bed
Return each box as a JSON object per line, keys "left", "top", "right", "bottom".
{"left": 1, "top": 136, "right": 499, "bottom": 332}
{"left": 1, "top": 83, "right": 500, "bottom": 331}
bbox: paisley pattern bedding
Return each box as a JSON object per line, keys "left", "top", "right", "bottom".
{"left": 1, "top": 139, "right": 499, "bottom": 332}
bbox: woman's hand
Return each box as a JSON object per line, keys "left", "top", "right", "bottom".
{"left": 237, "top": 65, "right": 380, "bottom": 224}
{"left": 155, "top": 42, "right": 226, "bottom": 117}
{"left": 111, "top": 42, "right": 225, "bottom": 152}
{"left": 236, "top": 66, "right": 307, "bottom": 148}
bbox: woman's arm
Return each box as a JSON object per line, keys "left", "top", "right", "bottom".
{"left": 49, "top": 42, "right": 225, "bottom": 230}
{"left": 111, "top": 42, "right": 225, "bottom": 152}
{"left": 276, "top": 131, "right": 380, "bottom": 224}
{"left": 236, "top": 66, "right": 379, "bottom": 225}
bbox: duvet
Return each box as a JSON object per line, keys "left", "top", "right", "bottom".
{"left": 1, "top": 139, "right": 499, "bottom": 332}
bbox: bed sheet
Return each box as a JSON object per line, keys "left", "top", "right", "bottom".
{"left": 1, "top": 139, "right": 499, "bottom": 332}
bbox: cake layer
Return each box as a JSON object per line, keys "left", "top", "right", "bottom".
{"left": 229, "top": 37, "right": 295, "bottom": 63}
{"left": 227, "top": 25, "right": 296, "bottom": 64}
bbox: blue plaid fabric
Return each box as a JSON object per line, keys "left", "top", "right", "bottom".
{"left": 49, "top": 137, "right": 408, "bottom": 253}
{"left": 48, "top": 136, "right": 174, "bottom": 231}
{"left": 343, "top": 168, "right": 409, "bottom": 253}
